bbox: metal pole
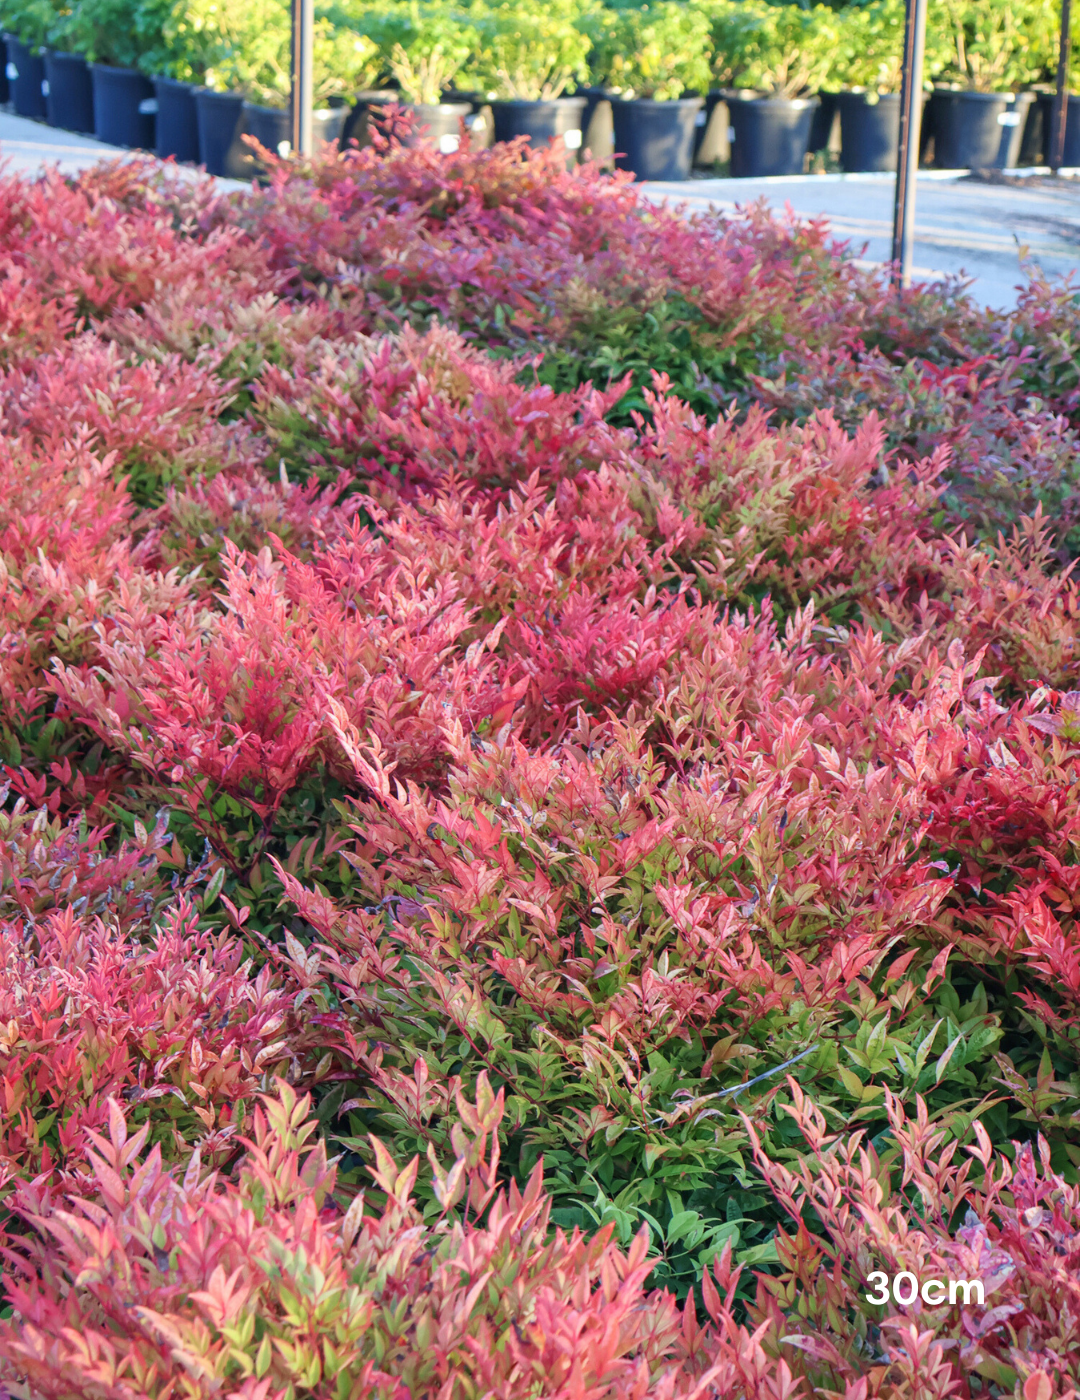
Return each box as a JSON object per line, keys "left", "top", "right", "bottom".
{"left": 1051, "top": 0, "right": 1073, "bottom": 172}
{"left": 891, "top": 0, "right": 929, "bottom": 288}
{"left": 290, "top": 0, "right": 314, "bottom": 156}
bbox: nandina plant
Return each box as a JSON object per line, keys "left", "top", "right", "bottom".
{"left": 0, "top": 130, "right": 1079, "bottom": 1400}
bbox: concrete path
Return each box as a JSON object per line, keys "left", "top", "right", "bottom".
{"left": 0, "top": 107, "right": 117, "bottom": 175}
{"left": 0, "top": 106, "right": 247, "bottom": 187}
{"left": 4, "top": 105, "right": 1080, "bottom": 309}
{"left": 641, "top": 170, "right": 1080, "bottom": 309}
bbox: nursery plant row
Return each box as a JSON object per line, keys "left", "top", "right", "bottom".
{"left": 2, "top": 0, "right": 1079, "bottom": 181}
{"left": 2, "top": 119, "right": 1080, "bottom": 1397}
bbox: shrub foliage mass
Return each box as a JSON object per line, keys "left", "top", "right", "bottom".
{"left": 2, "top": 135, "right": 1080, "bottom": 1400}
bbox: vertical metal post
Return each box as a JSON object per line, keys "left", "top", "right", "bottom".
{"left": 1051, "top": 0, "right": 1073, "bottom": 172}
{"left": 290, "top": 0, "right": 314, "bottom": 156}
{"left": 891, "top": 0, "right": 929, "bottom": 288}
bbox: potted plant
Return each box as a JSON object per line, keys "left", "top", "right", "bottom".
{"left": 198, "top": 0, "right": 377, "bottom": 173}
{"left": 348, "top": 1, "right": 477, "bottom": 153}
{"left": 45, "top": 0, "right": 148, "bottom": 136}
{"left": 1039, "top": 19, "right": 1080, "bottom": 165}
{"left": 40, "top": 0, "right": 95, "bottom": 133}
{"left": 240, "top": 21, "right": 381, "bottom": 166}
{"left": 831, "top": 0, "right": 955, "bottom": 172}
{"left": 57, "top": 0, "right": 162, "bottom": 147}
{"left": 927, "top": 0, "right": 1041, "bottom": 168}
{"left": 170, "top": 0, "right": 252, "bottom": 176}
{"left": 323, "top": 0, "right": 407, "bottom": 151}
{"left": 3, "top": 0, "right": 54, "bottom": 119}
{"left": 829, "top": 0, "right": 907, "bottom": 171}
{"left": 133, "top": 0, "right": 220, "bottom": 162}
{"left": 590, "top": 1, "right": 711, "bottom": 181}
{"left": 463, "top": 0, "right": 589, "bottom": 157}
{"left": 714, "top": 1, "right": 838, "bottom": 178}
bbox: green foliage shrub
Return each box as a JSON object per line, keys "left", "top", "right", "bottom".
{"left": 464, "top": 0, "right": 590, "bottom": 102}
{"left": 591, "top": 0, "right": 712, "bottom": 101}
{"left": 50, "top": 0, "right": 163, "bottom": 68}
{"left": 708, "top": 0, "right": 841, "bottom": 97}
{"left": 330, "top": 0, "right": 478, "bottom": 105}
{"left": 929, "top": 0, "right": 1057, "bottom": 90}
{"left": 133, "top": 0, "right": 379, "bottom": 100}
{"left": 0, "top": 0, "right": 59, "bottom": 48}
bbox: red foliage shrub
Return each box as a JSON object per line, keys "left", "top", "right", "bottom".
{"left": 0, "top": 878, "right": 301, "bottom": 1184}
{"left": 0, "top": 337, "right": 256, "bottom": 503}
{"left": 0, "top": 1080, "right": 721, "bottom": 1400}
{"left": 2, "top": 134, "right": 1080, "bottom": 1400}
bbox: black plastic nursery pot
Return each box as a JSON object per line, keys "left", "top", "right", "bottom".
{"left": 0, "top": 42, "right": 8, "bottom": 103}
{"left": 836, "top": 90, "right": 904, "bottom": 172}
{"left": 240, "top": 101, "right": 348, "bottom": 168}
{"left": 401, "top": 101, "right": 472, "bottom": 152}
{"left": 726, "top": 95, "right": 818, "bottom": 178}
{"left": 91, "top": 64, "right": 154, "bottom": 148}
{"left": 490, "top": 97, "right": 588, "bottom": 161}
{"left": 1017, "top": 90, "right": 1054, "bottom": 166}
{"left": 442, "top": 88, "right": 481, "bottom": 109}
{"left": 238, "top": 100, "right": 348, "bottom": 175}
{"left": 5, "top": 36, "right": 46, "bottom": 120}
{"left": 1043, "top": 93, "right": 1080, "bottom": 165}
{"left": 194, "top": 88, "right": 245, "bottom": 177}
{"left": 929, "top": 90, "right": 1034, "bottom": 169}
{"left": 240, "top": 103, "right": 292, "bottom": 168}
{"left": 808, "top": 90, "right": 839, "bottom": 155}
{"left": 340, "top": 90, "right": 400, "bottom": 148}
{"left": 610, "top": 96, "right": 703, "bottom": 181}
{"left": 154, "top": 76, "right": 199, "bottom": 162}
{"left": 44, "top": 50, "right": 94, "bottom": 133}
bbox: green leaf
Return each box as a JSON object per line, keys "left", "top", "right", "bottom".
{"left": 738, "top": 1238, "right": 779, "bottom": 1267}
{"left": 666, "top": 1209, "right": 702, "bottom": 1243}
{"left": 202, "top": 865, "right": 226, "bottom": 908}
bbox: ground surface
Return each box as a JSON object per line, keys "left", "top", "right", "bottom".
{"left": 0, "top": 107, "right": 114, "bottom": 174}
{"left": 0, "top": 107, "right": 249, "bottom": 187}
{"left": 5, "top": 106, "right": 1080, "bottom": 306}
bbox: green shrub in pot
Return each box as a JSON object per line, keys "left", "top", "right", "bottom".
{"left": 336, "top": 1, "right": 477, "bottom": 105}
{"left": 930, "top": 0, "right": 1054, "bottom": 91}
{"left": 2, "top": 0, "right": 60, "bottom": 47}
{"left": 193, "top": 0, "right": 379, "bottom": 107}
{"left": 713, "top": 0, "right": 840, "bottom": 100}
{"left": 590, "top": 1, "right": 711, "bottom": 101}
{"left": 707, "top": 2, "right": 840, "bottom": 179}
{"left": 48, "top": 0, "right": 161, "bottom": 68}
{"left": 589, "top": 3, "right": 711, "bottom": 182}
{"left": 130, "top": 0, "right": 221, "bottom": 82}
{"left": 824, "top": 0, "right": 950, "bottom": 173}
{"left": 925, "top": 0, "right": 1054, "bottom": 170}
{"left": 466, "top": 0, "right": 589, "bottom": 102}
{"left": 325, "top": 0, "right": 482, "bottom": 156}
